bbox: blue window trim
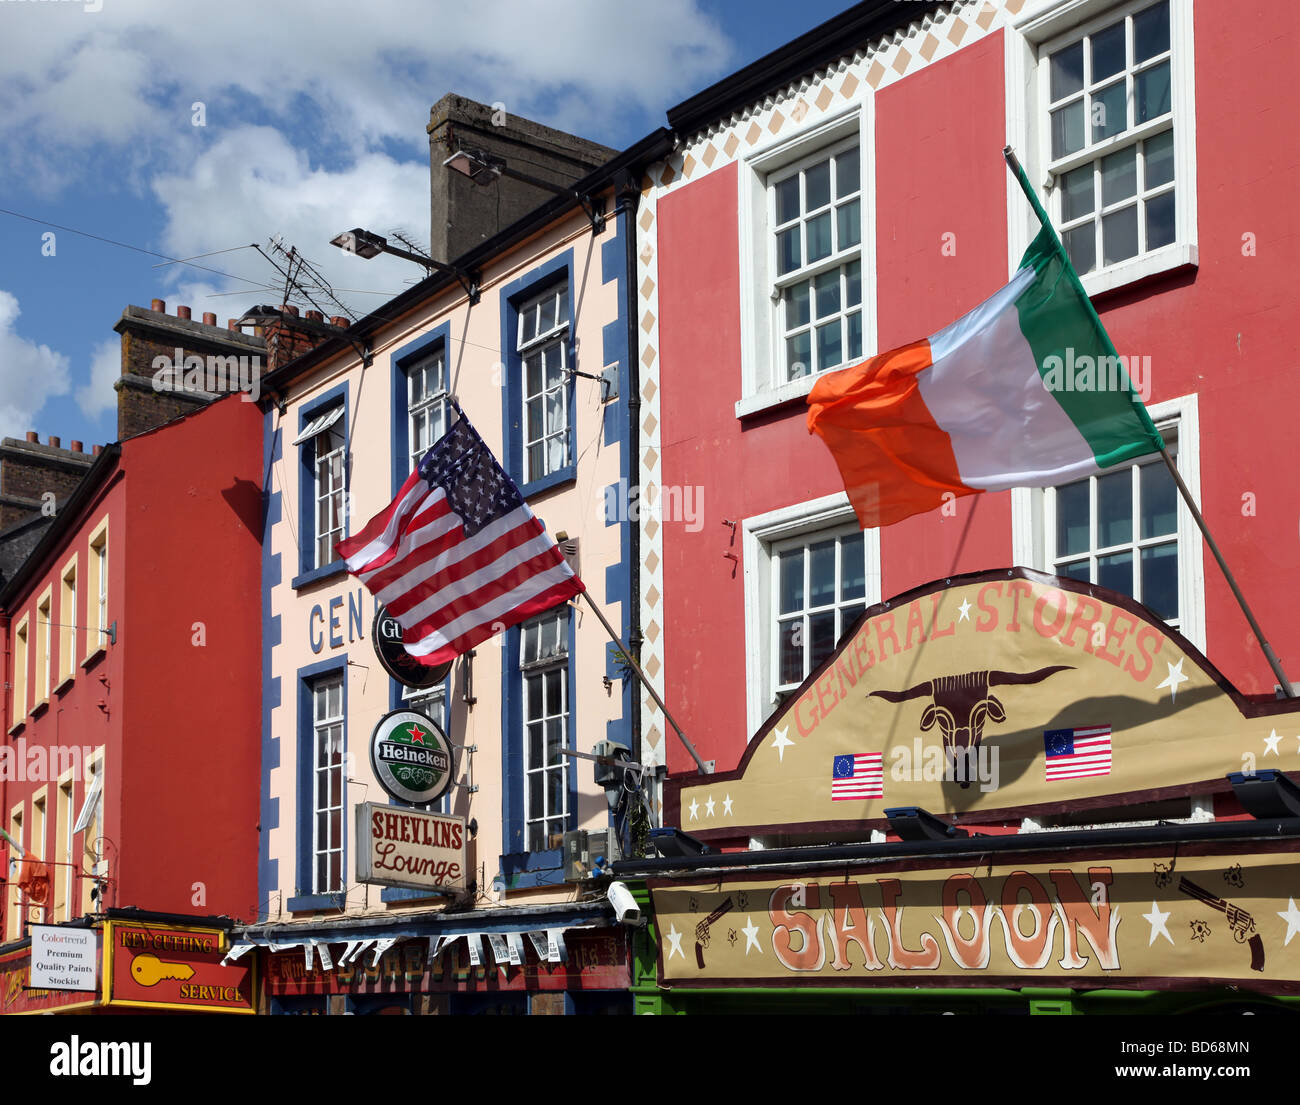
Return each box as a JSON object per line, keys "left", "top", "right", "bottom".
{"left": 381, "top": 671, "right": 455, "bottom": 904}
{"left": 500, "top": 602, "right": 576, "bottom": 889}
{"left": 288, "top": 654, "right": 348, "bottom": 914}
{"left": 390, "top": 322, "right": 452, "bottom": 499}
{"left": 259, "top": 411, "right": 283, "bottom": 917}
{"left": 499, "top": 250, "right": 576, "bottom": 498}
{"left": 294, "top": 380, "right": 350, "bottom": 588}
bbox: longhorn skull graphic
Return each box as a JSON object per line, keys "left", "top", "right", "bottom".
{"left": 870, "top": 666, "right": 1071, "bottom": 767}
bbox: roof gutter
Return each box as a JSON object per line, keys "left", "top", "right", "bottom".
{"left": 612, "top": 817, "right": 1300, "bottom": 879}
{"left": 666, "top": 0, "right": 946, "bottom": 138}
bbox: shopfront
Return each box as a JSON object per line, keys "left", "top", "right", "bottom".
{"left": 243, "top": 909, "right": 631, "bottom": 1015}
{"left": 616, "top": 570, "right": 1300, "bottom": 1015}
{"left": 0, "top": 912, "right": 254, "bottom": 1015}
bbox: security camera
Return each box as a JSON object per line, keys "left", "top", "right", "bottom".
{"left": 607, "top": 880, "right": 640, "bottom": 926}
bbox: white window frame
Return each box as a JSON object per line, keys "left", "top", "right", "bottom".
{"left": 401, "top": 681, "right": 450, "bottom": 814}
{"left": 742, "top": 492, "right": 882, "bottom": 737}
{"left": 6, "top": 805, "right": 22, "bottom": 941}
{"left": 1006, "top": 0, "right": 1196, "bottom": 296}
{"left": 86, "top": 517, "right": 109, "bottom": 663}
{"left": 406, "top": 349, "right": 449, "bottom": 474}
{"left": 520, "top": 606, "right": 570, "bottom": 853}
{"left": 311, "top": 674, "right": 345, "bottom": 896}
{"left": 58, "top": 555, "right": 77, "bottom": 687}
{"left": 736, "top": 105, "right": 876, "bottom": 419}
{"left": 517, "top": 284, "right": 571, "bottom": 484}
{"left": 10, "top": 613, "right": 28, "bottom": 731}
{"left": 1011, "top": 393, "right": 1204, "bottom": 650}
{"left": 312, "top": 414, "right": 346, "bottom": 570}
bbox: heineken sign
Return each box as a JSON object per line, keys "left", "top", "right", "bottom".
{"left": 372, "top": 603, "right": 452, "bottom": 688}
{"left": 369, "top": 709, "right": 454, "bottom": 805}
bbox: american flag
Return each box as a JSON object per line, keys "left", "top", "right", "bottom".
{"left": 831, "top": 753, "right": 884, "bottom": 801}
{"left": 1044, "top": 726, "right": 1112, "bottom": 781}
{"left": 336, "top": 412, "right": 584, "bottom": 665}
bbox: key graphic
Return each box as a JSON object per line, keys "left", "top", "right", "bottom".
{"left": 131, "top": 953, "right": 195, "bottom": 987}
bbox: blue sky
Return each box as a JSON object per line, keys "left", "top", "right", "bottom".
{"left": 0, "top": 0, "right": 853, "bottom": 451}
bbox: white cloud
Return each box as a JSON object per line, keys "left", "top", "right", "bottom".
{"left": 0, "top": 291, "right": 72, "bottom": 432}
{"left": 0, "top": 0, "right": 732, "bottom": 184}
{"left": 149, "top": 126, "right": 431, "bottom": 323}
{"left": 74, "top": 337, "right": 120, "bottom": 421}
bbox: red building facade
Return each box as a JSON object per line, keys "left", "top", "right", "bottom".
{"left": 635, "top": 0, "right": 1299, "bottom": 783}
{"left": 0, "top": 394, "right": 263, "bottom": 962}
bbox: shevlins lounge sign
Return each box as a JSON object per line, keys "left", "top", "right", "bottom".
{"left": 356, "top": 802, "right": 466, "bottom": 892}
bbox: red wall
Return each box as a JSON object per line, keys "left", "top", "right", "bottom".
{"left": 118, "top": 395, "right": 263, "bottom": 920}
{"left": 654, "top": 9, "right": 1300, "bottom": 776}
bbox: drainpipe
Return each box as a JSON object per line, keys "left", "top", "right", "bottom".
{"left": 614, "top": 172, "right": 643, "bottom": 772}
{"left": 1, "top": 608, "right": 10, "bottom": 892}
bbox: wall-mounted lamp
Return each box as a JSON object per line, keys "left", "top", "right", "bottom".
{"left": 330, "top": 228, "right": 480, "bottom": 305}
{"left": 443, "top": 147, "right": 606, "bottom": 234}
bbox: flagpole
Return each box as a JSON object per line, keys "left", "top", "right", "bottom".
{"left": 576, "top": 590, "right": 713, "bottom": 774}
{"left": 1003, "top": 145, "right": 1296, "bottom": 698}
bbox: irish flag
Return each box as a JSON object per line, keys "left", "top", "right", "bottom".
{"left": 806, "top": 223, "right": 1164, "bottom": 528}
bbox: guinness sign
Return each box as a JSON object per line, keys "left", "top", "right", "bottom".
{"left": 372, "top": 603, "right": 452, "bottom": 688}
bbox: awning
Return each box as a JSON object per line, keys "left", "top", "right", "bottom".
{"left": 290, "top": 404, "right": 343, "bottom": 445}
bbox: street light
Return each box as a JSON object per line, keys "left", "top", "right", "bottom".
{"left": 442, "top": 147, "right": 605, "bottom": 233}
{"left": 329, "top": 228, "right": 480, "bottom": 304}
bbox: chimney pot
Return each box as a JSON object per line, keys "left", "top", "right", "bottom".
{"left": 203, "top": 312, "right": 217, "bottom": 326}
{"left": 25, "top": 430, "right": 38, "bottom": 443}
{"left": 227, "top": 318, "right": 238, "bottom": 331}
{"left": 280, "top": 304, "right": 300, "bottom": 317}
{"left": 330, "top": 316, "right": 350, "bottom": 329}
{"left": 177, "top": 305, "right": 191, "bottom": 321}
{"left": 71, "top": 440, "right": 83, "bottom": 452}
{"left": 92, "top": 445, "right": 103, "bottom": 456}
{"left": 48, "top": 435, "right": 61, "bottom": 448}
{"left": 151, "top": 298, "right": 166, "bottom": 313}
{"left": 306, "top": 310, "right": 324, "bottom": 322}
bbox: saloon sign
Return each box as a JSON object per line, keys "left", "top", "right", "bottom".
{"left": 370, "top": 709, "right": 454, "bottom": 805}
{"left": 650, "top": 847, "right": 1300, "bottom": 991}
{"left": 356, "top": 801, "right": 466, "bottom": 892}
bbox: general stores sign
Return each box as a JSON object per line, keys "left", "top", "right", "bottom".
{"left": 650, "top": 846, "right": 1300, "bottom": 992}
{"left": 356, "top": 801, "right": 466, "bottom": 892}
{"left": 670, "top": 568, "right": 1300, "bottom": 836}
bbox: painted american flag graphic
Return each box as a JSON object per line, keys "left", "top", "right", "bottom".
{"left": 336, "top": 410, "right": 583, "bottom": 666}
{"left": 831, "top": 753, "right": 884, "bottom": 800}
{"left": 1043, "top": 726, "right": 1113, "bottom": 781}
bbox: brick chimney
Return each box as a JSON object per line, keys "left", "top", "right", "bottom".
{"left": 427, "top": 93, "right": 616, "bottom": 262}
{"left": 0, "top": 434, "right": 94, "bottom": 530}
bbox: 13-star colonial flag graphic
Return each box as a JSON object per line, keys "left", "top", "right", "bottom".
{"left": 831, "top": 754, "right": 884, "bottom": 801}
{"left": 1044, "top": 726, "right": 1113, "bottom": 781}
{"left": 336, "top": 411, "right": 584, "bottom": 666}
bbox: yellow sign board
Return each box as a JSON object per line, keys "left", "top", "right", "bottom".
{"left": 650, "top": 847, "right": 1300, "bottom": 990}
{"left": 672, "top": 570, "right": 1298, "bottom": 835}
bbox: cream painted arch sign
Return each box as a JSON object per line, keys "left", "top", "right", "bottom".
{"left": 669, "top": 569, "right": 1300, "bottom": 837}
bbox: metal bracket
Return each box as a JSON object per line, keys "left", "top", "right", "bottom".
{"left": 575, "top": 193, "right": 606, "bottom": 234}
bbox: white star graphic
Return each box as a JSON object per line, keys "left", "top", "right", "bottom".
{"left": 704, "top": 795, "right": 716, "bottom": 818}
{"left": 957, "top": 598, "right": 972, "bottom": 622}
{"left": 722, "top": 794, "right": 733, "bottom": 816}
{"left": 1265, "top": 729, "right": 1283, "bottom": 756}
{"left": 1155, "top": 658, "right": 1189, "bottom": 703}
{"left": 1278, "top": 898, "right": 1300, "bottom": 946}
{"left": 687, "top": 797, "right": 699, "bottom": 821}
{"left": 664, "top": 924, "right": 684, "bottom": 960}
{"left": 1143, "top": 901, "right": 1174, "bottom": 946}
{"left": 741, "top": 916, "right": 762, "bottom": 955}
{"left": 771, "top": 725, "right": 794, "bottom": 762}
